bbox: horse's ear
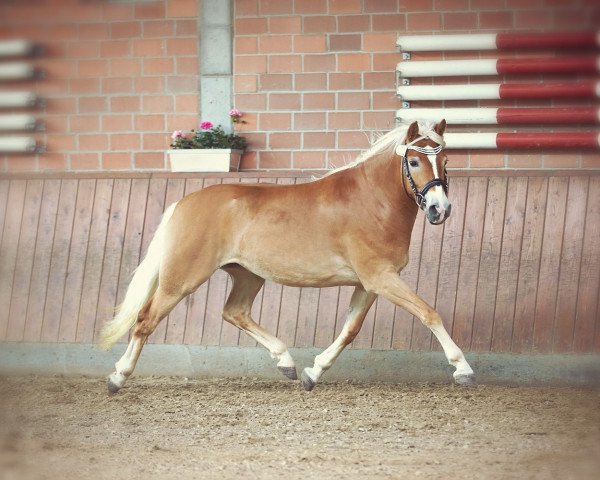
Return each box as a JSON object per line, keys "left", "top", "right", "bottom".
{"left": 406, "top": 121, "right": 420, "bottom": 143}
{"left": 435, "top": 119, "right": 446, "bottom": 136}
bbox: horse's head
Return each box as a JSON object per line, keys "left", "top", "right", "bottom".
{"left": 396, "top": 120, "right": 450, "bottom": 225}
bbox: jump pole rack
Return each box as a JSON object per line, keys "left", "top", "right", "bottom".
{"left": 396, "top": 31, "right": 600, "bottom": 150}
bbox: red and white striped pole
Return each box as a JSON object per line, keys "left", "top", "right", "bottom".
{"left": 397, "top": 81, "right": 600, "bottom": 101}
{"left": 397, "top": 31, "right": 600, "bottom": 51}
{"left": 397, "top": 57, "right": 600, "bottom": 77}
{"left": 397, "top": 107, "right": 600, "bottom": 125}
{"left": 444, "top": 132, "right": 600, "bottom": 149}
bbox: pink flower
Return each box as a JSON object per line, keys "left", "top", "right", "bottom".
{"left": 200, "top": 121, "right": 214, "bottom": 130}
{"left": 171, "top": 130, "right": 185, "bottom": 139}
{"left": 228, "top": 108, "right": 242, "bottom": 118}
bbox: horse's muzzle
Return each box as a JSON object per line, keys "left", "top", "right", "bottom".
{"left": 426, "top": 203, "right": 451, "bottom": 225}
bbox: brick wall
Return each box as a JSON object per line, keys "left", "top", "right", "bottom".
{"left": 0, "top": 0, "right": 598, "bottom": 174}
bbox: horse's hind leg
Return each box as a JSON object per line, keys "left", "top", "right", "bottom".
{"left": 107, "top": 287, "right": 185, "bottom": 393}
{"left": 222, "top": 265, "right": 297, "bottom": 380}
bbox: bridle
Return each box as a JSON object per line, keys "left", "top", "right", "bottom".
{"left": 396, "top": 136, "right": 449, "bottom": 209}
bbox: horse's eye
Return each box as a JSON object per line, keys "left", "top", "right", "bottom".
{"left": 409, "top": 159, "right": 419, "bottom": 168}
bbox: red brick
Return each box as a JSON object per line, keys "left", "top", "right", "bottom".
{"left": 581, "top": 154, "right": 600, "bottom": 168}
{"left": 269, "top": 93, "right": 300, "bottom": 110}
{"left": 134, "top": 1, "right": 165, "bottom": 19}
{"left": 303, "top": 16, "right": 336, "bottom": 33}
{"left": 407, "top": 13, "right": 442, "bottom": 31}
{"left": 303, "top": 92, "right": 335, "bottom": 110}
{"left": 236, "top": 0, "right": 259, "bottom": 16}
{"left": 46, "top": 135, "right": 76, "bottom": 152}
{"left": 372, "top": 53, "right": 398, "bottom": 70}
{"left": 399, "top": 0, "right": 433, "bottom": 11}
{"left": 166, "top": 0, "right": 198, "bottom": 18}
{"left": 111, "top": 21, "right": 142, "bottom": 39}
{"left": 110, "top": 58, "right": 142, "bottom": 76}
{"left": 143, "top": 20, "right": 175, "bottom": 38}
{"left": 330, "top": 0, "right": 362, "bottom": 13}
{"left": 177, "top": 56, "right": 198, "bottom": 75}
{"left": 372, "top": 14, "right": 406, "bottom": 31}
{"left": 102, "top": 77, "right": 134, "bottom": 94}
{"left": 338, "top": 131, "right": 371, "bottom": 149}
{"left": 79, "top": 97, "right": 108, "bottom": 113}
{"left": 514, "top": 9, "right": 553, "bottom": 28}
{"left": 236, "top": 93, "right": 268, "bottom": 110}
{"left": 435, "top": 0, "right": 469, "bottom": 9}
{"left": 135, "top": 77, "right": 165, "bottom": 94}
{"left": 470, "top": 0, "right": 504, "bottom": 9}
{"left": 330, "top": 34, "right": 362, "bottom": 51}
{"left": 338, "top": 92, "right": 370, "bottom": 110}
{"left": 338, "top": 53, "right": 370, "bottom": 72}
{"left": 78, "top": 59, "right": 109, "bottom": 77}
{"left": 259, "top": 73, "right": 292, "bottom": 90}
{"left": 259, "top": 35, "right": 292, "bottom": 53}
{"left": 293, "top": 35, "right": 327, "bottom": 53}
{"left": 167, "top": 38, "right": 197, "bottom": 55}
{"left": 101, "top": 40, "right": 130, "bottom": 58}
{"left": 103, "top": 3, "right": 135, "bottom": 21}
{"left": 111, "top": 134, "right": 141, "bottom": 150}
{"left": 67, "top": 42, "right": 99, "bottom": 59}
{"left": 69, "top": 78, "right": 100, "bottom": 94}
{"left": 39, "top": 154, "right": 67, "bottom": 171}
{"left": 259, "top": 112, "right": 292, "bottom": 130}
{"left": 166, "top": 114, "right": 200, "bottom": 133}
{"left": 175, "top": 95, "right": 199, "bottom": 113}
{"left": 293, "top": 74, "right": 325, "bottom": 92}
{"left": 470, "top": 153, "right": 506, "bottom": 168}
{"left": 328, "top": 112, "right": 360, "bottom": 129}
{"left": 364, "top": 71, "right": 395, "bottom": 89}
{"left": 294, "top": 112, "right": 326, "bottom": 130}
{"left": 269, "top": 132, "right": 301, "bottom": 149}
{"left": 144, "top": 58, "right": 174, "bottom": 75}
{"left": 111, "top": 96, "right": 141, "bottom": 113}
{"left": 444, "top": 12, "right": 477, "bottom": 29}
{"left": 366, "top": 0, "right": 399, "bottom": 13}
{"left": 293, "top": 151, "right": 327, "bottom": 169}
{"left": 79, "top": 23, "right": 110, "bottom": 41}
{"left": 268, "top": 54, "right": 301, "bottom": 73}
{"left": 235, "top": 55, "right": 267, "bottom": 74}
{"left": 143, "top": 133, "right": 169, "bottom": 150}
{"left": 269, "top": 16, "right": 302, "bottom": 34}
{"left": 236, "top": 75, "right": 258, "bottom": 92}
{"left": 102, "top": 115, "right": 133, "bottom": 132}
{"left": 236, "top": 37, "right": 258, "bottom": 54}
{"left": 4, "top": 156, "right": 37, "bottom": 173}
{"left": 506, "top": 153, "right": 542, "bottom": 168}
{"left": 166, "top": 76, "right": 197, "bottom": 93}
{"left": 102, "top": 152, "right": 133, "bottom": 170}
{"left": 71, "top": 153, "right": 100, "bottom": 170}
{"left": 259, "top": 0, "right": 293, "bottom": 14}
{"left": 133, "top": 39, "right": 165, "bottom": 56}
{"left": 303, "top": 54, "right": 336, "bottom": 72}
{"left": 338, "top": 15, "right": 371, "bottom": 32}
{"left": 175, "top": 19, "right": 197, "bottom": 35}
{"left": 363, "top": 33, "right": 397, "bottom": 52}
{"left": 240, "top": 151, "right": 258, "bottom": 170}
{"left": 143, "top": 95, "right": 174, "bottom": 113}
{"left": 294, "top": 0, "right": 327, "bottom": 14}
{"left": 243, "top": 132, "right": 267, "bottom": 150}
{"left": 135, "top": 115, "right": 165, "bottom": 131}
{"left": 304, "top": 132, "right": 335, "bottom": 148}
{"left": 363, "top": 111, "right": 396, "bottom": 130}
{"left": 134, "top": 152, "right": 165, "bottom": 169}
{"left": 479, "top": 11, "right": 514, "bottom": 29}
{"left": 328, "top": 73, "right": 360, "bottom": 90}
{"left": 259, "top": 151, "right": 292, "bottom": 169}
{"left": 236, "top": 17, "right": 268, "bottom": 35}
{"left": 69, "top": 115, "right": 100, "bottom": 133}
{"left": 543, "top": 154, "right": 580, "bottom": 169}
{"left": 79, "top": 134, "right": 109, "bottom": 151}
{"left": 372, "top": 92, "right": 398, "bottom": 109}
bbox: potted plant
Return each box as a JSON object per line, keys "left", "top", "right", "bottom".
{"left": 167, "top": 109, "right": 247, "bottom": 172}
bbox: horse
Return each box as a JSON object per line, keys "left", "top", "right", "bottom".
{"left": 100, "top": 120, "right": 476, "bottom": 393}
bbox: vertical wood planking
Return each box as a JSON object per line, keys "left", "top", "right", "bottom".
{"left": 41, "top": 180, "right": 78, "bottom": 342}
{"left": 471, "top": 177, "right": 507, "bottom": 351}
{"left": 58, "top": 179, "right": 96, "bottom": 342}
{"left": 435, "top": 177, "right": 468, "bottom": 351}
{"left": 412, "top": 217, "right": 445, "bottom": 351}
{"left": 333, "top": 286, "right": 355, "bottom": 340}
{"left": 0, "top": 181, "right": 26, "bottom": 340}
{"left": 351, "top": 292, "right": 376, "bottom": 349}
{"left": 553, "top": 176, "right": 588, "bottom": 352}
{"left": 313, "top": 287, "right": 341, "bottom": 348}
{"left": 151, "top": 178, "right": 185, "bottom": 343}
{"left": 93, "top": 179, "right": 131, "bottom": 343}
{"left": 452, "top": 177, "right": 488, "bottom": 349}
{"left": 392, "top": 215, "right": 424, "bottom": 350}
{"left": 295, "top": 288, "right": 320, "bottom": 347}
{"left": 76, "top": 179, "right": 114, "bottom": 343}
{"left": 24, "top": 180, "right": 61, "bottom": 341}
{"left": 574, "top": 177, "right": 600, "bottom": 352}
{"left": 532, "top": 177, "right": 569, "bottom": 352}
{"left": 371, "top": 297, "right": 396, "bottom": 350}
{"left": 0, "top": 180, "right": 10, "bottom": 240}
{"left": 6, "top": 180, "right": 43, "bottom": 341}
{"left": 511, "top": 177, "right": 547, "bottom": 353}
{"left": 490, "top": 177, "right": 527, "bottom": 352}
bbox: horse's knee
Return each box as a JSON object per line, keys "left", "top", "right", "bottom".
{"left": 222, "top": 308, "right": 250, "bottom": 329}
{"left": 422, "top": 309, "right": 442, "bottom": 328}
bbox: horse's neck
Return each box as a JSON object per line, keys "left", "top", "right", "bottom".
{"left": 354, "top": 153, "right": 419, "bottom": 235}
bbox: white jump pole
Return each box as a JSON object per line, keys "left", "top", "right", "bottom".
{"left": 444, "top": 132, "right": 600, "bottom": 149}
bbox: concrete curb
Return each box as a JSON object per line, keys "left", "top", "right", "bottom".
{"left": 1, "top": 342, "right": 599, "bottom": 386}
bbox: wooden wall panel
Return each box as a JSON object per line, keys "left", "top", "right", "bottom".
{"left": 1, "top": 173, "right": 598, "bottom": 356}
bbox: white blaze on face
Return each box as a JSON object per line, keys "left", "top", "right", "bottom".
{"left": 423, "top": 147, "right": 449, "bottom": 210}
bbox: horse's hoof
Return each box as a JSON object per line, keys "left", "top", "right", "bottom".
{"left": 454, "top": 374, "right": 477, "bottom": 387}
{"left": 278, "top": 366, "right": 298, "bottom": 381}
{"left": 107, "top": 378, "right": 121, "bottom": 395}
{"left": 301, "top": 369, "right": 316, "bottom": 392}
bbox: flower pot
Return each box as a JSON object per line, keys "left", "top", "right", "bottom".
{"left": 167, "top": 148, "right": 242, "bottom": 172}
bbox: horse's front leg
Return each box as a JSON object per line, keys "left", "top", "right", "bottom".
{"left": 362, "top": 269, "right": 476, "bottom": 386}
{"left": 301, "top": 286, "right": 377, "bottom": 391}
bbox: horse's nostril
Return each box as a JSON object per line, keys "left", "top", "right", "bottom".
{"left": 428, "top": 204, "right": 442, "bottom": 217}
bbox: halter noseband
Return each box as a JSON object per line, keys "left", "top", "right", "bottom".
{"left": 396, "top": 136, "right": 449, "bottom": 209}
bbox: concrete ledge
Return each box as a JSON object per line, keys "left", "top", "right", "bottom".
{"left": 1, "top": 342, "right": 599, "bottom": 386}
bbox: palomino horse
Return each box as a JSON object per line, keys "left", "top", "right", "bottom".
{"left": 100, "top": 120, "right": 476, "bottom": 393}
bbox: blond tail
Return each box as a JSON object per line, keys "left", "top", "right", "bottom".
{"left": 99, "top": 203, "right": 177, "bottom": 350}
